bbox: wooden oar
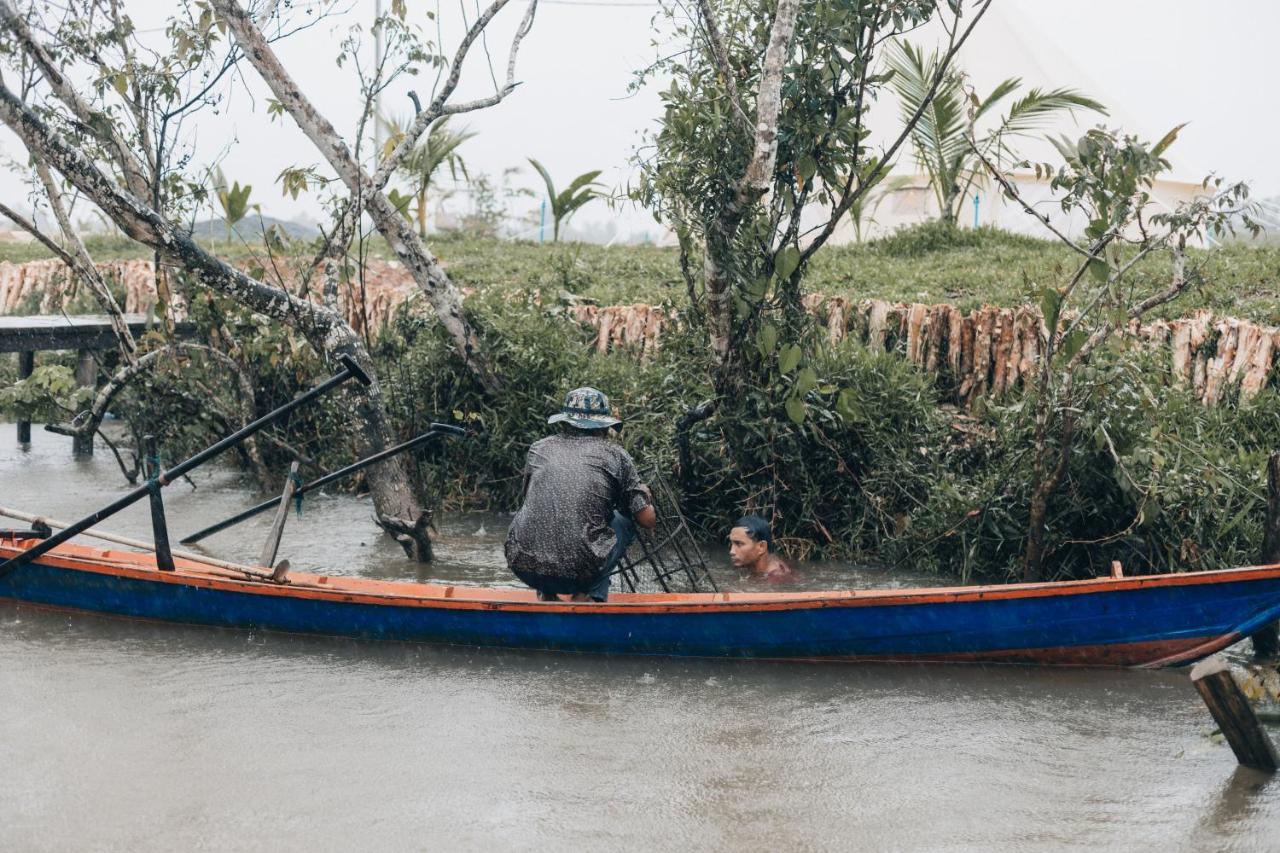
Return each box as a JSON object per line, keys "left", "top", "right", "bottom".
{"left": 0, "top": 505, "right": 272, "bottom": 581}
{"left": 180, "top": 423, "right": 466, "bottom": 545}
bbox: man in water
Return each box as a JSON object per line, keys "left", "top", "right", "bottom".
{"left": 505, "top": 386, "right": 656, "bottom": 602}
{"left": 728, "top": 515, "right": 794, "bottom": 582}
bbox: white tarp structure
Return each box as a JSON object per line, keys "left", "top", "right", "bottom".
{"left": 828, "top": 0, "right": 1280, "bottom": 245}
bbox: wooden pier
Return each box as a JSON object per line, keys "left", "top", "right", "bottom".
{"left": 0, "top": 314, "right": 195, "bottom": 451}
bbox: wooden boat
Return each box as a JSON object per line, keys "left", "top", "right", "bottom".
{"left": 4, "top": 534, "right": 1280, "bottom": 667}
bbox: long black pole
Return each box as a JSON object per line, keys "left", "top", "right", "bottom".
{"left": 0, "top": 354, "right": 371, "bottom": 577}
{"left": 179, "top": 423, "right": 466, "bottom": 545}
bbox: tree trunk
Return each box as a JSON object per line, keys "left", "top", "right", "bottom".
{"left": 696, "top": 0, "right": 800, "bottom": 375}
{"left": 1022, "top": 407, "right": 1075, "bottom": 583}
{"left": 335, "top": 343, "right": 434, "bottom": 560}
{"left": 1022, "top": 483, "right": 1051, "bottom": 582}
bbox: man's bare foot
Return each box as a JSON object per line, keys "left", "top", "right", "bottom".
{"left": 569, "top": 593, "right": 592, "bottom": 602}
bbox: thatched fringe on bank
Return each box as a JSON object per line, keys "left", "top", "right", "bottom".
{"left": 4, "top": 257, "right": 1277, "bottom": 405}
{"left": 0, "top": 258, "right": 424, "bottom": 338}
{"left": 570, "top": 296, "right": 1280, "bottom": 407}
{"left": 565, "top": 303, "right": 672, "bottom": 357}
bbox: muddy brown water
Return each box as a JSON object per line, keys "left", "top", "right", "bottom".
{"left": 1, "top": 426, "right": 1277, "bottom": 851}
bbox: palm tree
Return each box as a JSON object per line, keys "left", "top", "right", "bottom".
{"left": 885, "top": 41, "right": 1106, "bottom": 225}
{"left": 527, "top": 158, "right": 602, "bottom": 242}
{"left": 380, "top": 115, "right": 475, "bottom": 238}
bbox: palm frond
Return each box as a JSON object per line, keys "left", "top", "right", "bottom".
{"left": 993, "top": 87, "right": 1107, "bottom": 138}
{"left": 527, "top": 157, "right": 558, "bottom": 203}
{"left": 973, "top": 77, "right": 1021, "bottom": 122}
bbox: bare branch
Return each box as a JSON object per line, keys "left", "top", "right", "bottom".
{"left": 968, "top": 139, "right": 1093, "bottom": 259}
{"left": 303, "top": 0, "right": 539, "bottom": 266}
{"left": 0, "top": 0, "right": 151, "bottom": 198}
{"left": 374, "top": 0, "right": 535, "bottom": 192}
{"left": 0, "top": 200, "right": 73, "bottom": 265}
{"left": 438, "top": 0, "right": 537, "bottom": 118}
{"left": 695, "top": 0, "right": 751, "bottom": 132}
{"left": 33, "top": 155, "right": 138, "bottom": 361}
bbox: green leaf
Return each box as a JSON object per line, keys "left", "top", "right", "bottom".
{"left": 1088, "top": 257, "right": 1109, "bottom": 283}
{"left": 1151, "top": 122, "right": 1187, "bottom": 158}
{"left": 112, "top": 73, "right": 129, "bottom": 97}
{"left": 794, "top": 366, "right": 818, "bottom": 396}
{"left": 1061, "top": 329, "right": 1087, "bottom": 361}
{"left": 774, "top": 246, "right": 800, "bottom": 281}
{"left": 784, "top": 394, "right": 806, "bottom": 425}
{"left": 836, "top": 388, "right": 861, "bottom": 421}
{"left": 778, "top": 344, "right": 802, "bottom": 375}
{"left": 797, "top": 155, "right": 817, "bottom": 185}
{"left": 757, "top": 323, "right": 778, "bottom": 357}
{"left": 1039, "top": 287, "right": 1061, "bottom": 336}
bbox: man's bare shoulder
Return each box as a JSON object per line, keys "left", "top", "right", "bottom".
{"left": 761, "top": 553, "right": 794, "bottom": 580}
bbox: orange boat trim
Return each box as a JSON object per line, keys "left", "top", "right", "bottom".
{"left": 5, "top": 537, "right": 1280, "bottom": 616}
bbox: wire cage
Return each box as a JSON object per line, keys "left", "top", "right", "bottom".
{"left": 610, "top": 470, "right": 719, "bottom": 594}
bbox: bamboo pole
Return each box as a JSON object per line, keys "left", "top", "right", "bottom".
{"left": 0, "top": 505, "right": 272, "bottom": 580}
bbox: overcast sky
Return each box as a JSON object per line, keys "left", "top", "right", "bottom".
{"left": 3, "top": 0, "right": 1276, "bottom": 241}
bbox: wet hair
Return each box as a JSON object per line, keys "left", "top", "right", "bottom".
{"left": 733, "top": 515, "right": 773, "bottom": 552}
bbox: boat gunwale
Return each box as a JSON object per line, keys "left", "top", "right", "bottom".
{"left": 6, "top": 536, "right": 1280, "bottom": 615}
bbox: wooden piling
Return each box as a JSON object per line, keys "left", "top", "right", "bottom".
{"left": 1253, "top": 453, "right": 1280, "bottom": 657}
{"left": 143, "top": 435, "right": 175, "bottom": 572}
{"left": 260, "top": 460, "right": 300, "bottom": 576}
{"left": 1191, "top": 656, "right": 1279, "bottom": 772}
{"left": 72, "top": 349, "right": 95, "bottom": 455}
{"left": 16, "top": 350, "right": 33, "bottom": 444}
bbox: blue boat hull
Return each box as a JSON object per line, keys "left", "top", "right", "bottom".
{"left": 3, "top": 540, "right": 1280, "bottom": 666}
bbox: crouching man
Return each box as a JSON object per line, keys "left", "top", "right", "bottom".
{"left": 505, "top": 386, "right": 656, "bottom": 602}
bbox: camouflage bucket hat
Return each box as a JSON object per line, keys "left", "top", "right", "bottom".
{"left": 548, "top": 386, "right": 621, "bottom": 429}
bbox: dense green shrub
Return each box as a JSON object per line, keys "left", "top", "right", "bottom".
{"left": 866, "top": 221, "right": 1046, "bottom": 258}
{"left": 898, "top": 347, "right": 1280, "bottom": 581}
{"left": 678, "top": 339, "right": 944, "bottom": 557}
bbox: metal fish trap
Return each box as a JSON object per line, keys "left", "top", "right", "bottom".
{"left": 611, "top": 470, "right": 718, "bottom": 594}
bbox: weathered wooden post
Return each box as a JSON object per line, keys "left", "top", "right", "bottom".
{"left": 72, "top": 349, "right": 95, "bottom": 455}
{"left": 16, "top": 350, "right": 33, "bottom": 444}
{"left": 1191, "top": 656, "right": 1278, "bottom": 772}
{"left": 260, "top": 460, "right": 300, "bottom": 580}
{"left": 143, "top": 435, "right": 175, "bottom": 572}
{"left": 1252, "top": 453, "right": 1280, "bottom": 657}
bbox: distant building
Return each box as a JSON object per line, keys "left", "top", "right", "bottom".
{"left": 830, "top": 171, "right": 1217, "bottom": 247}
